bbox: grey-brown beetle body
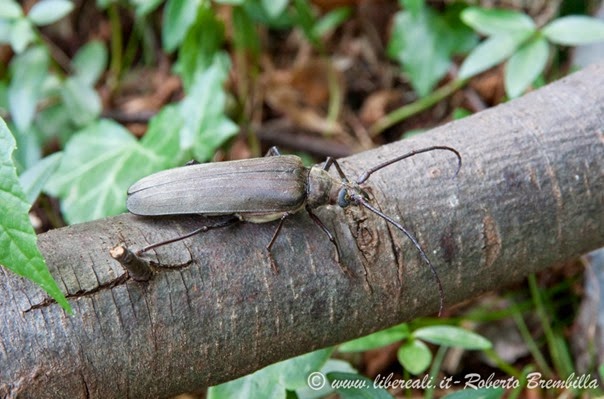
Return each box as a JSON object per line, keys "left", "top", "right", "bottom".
{"left": 127, "top": 155, "right": 340, "bottom": 223}
{"left": 126, "top": 146, "right": 461, "bottom": 315}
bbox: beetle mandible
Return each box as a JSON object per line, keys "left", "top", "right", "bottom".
{"left": 126, "top": 146, "right": 461, "bottom": 315}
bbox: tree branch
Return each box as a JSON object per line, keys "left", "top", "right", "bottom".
{"left": 2, "top": 63, "right": 604, "bottom": 398}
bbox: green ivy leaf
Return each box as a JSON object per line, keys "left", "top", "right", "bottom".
{"left": 28, "top": 0, "right": 74, "bottom": 26}
{"left": 45, "top": 120, "right": 143, "bottom": 223}
{"left": 0, "top": 20, "right": 11, "bottom": 43}
{"left": 459, "top": 31, "right": 531, "bottom": 79}
{"left": 177, "top": 6, "right": 225, "bottom": 90}
{"left": 461, "top": 7, "right": 535, "bottom": 36}
{"left": 207, "top": 348, "right": 333, "bottom": 399}
{"left": 35, "top": 103, "right": 73, "bottom": 145}
{"left": 8, "top": 46, "right": 49, "bottom": 131}
{"left": 295, "top": 359, "right": 357, "bottom": 398}
{"left": 388, "top": 6, "right": 476, "bottom": 97}
{"left": 19, "top": 152, "right": 63, "bottom": 204}
{"left": 10, "top": 122, "right": 41, "bottom": 173}
{"left": 397, "top": 338, "right": 432, "bottom": 375}
{"left": 313, "top": 7, "right": 351, "bottom": 38}
{"left": 276, "top": 348, "right": 333, "bottom": 390}
{"left": 179, "top": 58, "right": 238, "bottom": 162}
{"left": 241, "top": 0, "right": 295, "bottom": 29}
{"left": 209, "top": 373, "right": 285, "bottom": 399}
{"left": 327, "top": 372, "right": 394, "bottom": 399}
{"left": 339, "top": 323, "right": 410, "bottom": 352}
{"left": 60, "top": 76, "right": 102, "bottom": 127}
{"left": 162, "top": 0, "right": 201, "bottom": 52}
{"left": 138, "top": 105, "right": 184, "bottom": 162}
{"left": 10, "top": 17, "right": 35, "bottom": 53}
{"left": 293, "top": 0, "right": 318, "bottom": 46}
{"left": 542, "top": 16, "right": 604, "bottom": 46}
{"left": 0, "top": 118, "right": 71, "bottom": 312}
{"left": 132, "top": 0, "right": 164, "bottom": 16}
{"left": 413, "top": 326, "right": 492, "bottom": 350}
{"left": 505, "top": 35, "right": 549, "bottom": 98}
{"left": 45, "top": 109, "right": 182, "bottom": 223}
{"left": 262, "top": 0, "right": 288, "bottom": 18}
{"left": 0, "top": 0, "right": 22, "bottom": 19}
{"left": 72, "top": 41, "right": 107, "bottom": 86}
{"left": 440, "top": 3, "right": 479, "bottom": 54}
{"left": 402, "top": 0, "right": 424, "bottom": 17}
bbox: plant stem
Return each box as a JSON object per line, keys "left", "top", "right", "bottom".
{"left": 326, "top": 58, "right": 342, "bottom": 136}
{"left": 511, "top": 302, "right": 554, "bottom": 378}
{"left": 424, "top": 345, "right": 447, "bottom": 399}
{"left": 370, "top": 78, "right": 467, "bottom": 137}
{"left": 122, "top": 18, "right": 142, "bottom": 74}
{"left": 528, "top": 274, "right": 572, "bottom": 378}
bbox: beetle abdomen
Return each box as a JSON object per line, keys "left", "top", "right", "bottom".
{"left": 127, "top": 156, "right": 308, "bottom": 216}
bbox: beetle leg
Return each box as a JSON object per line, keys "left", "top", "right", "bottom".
{"left": 306, "top": 206, "right": 352, "bottom": 276}
{"left": 265, "top": 146, "right": 282, "bottom": 157}
{"left": 137, "top": 216, "right": 240, "bottom": 255}
{"left": 266, "top": 213, "right": 289, "bottom": 273}
{"left": 322, "top": 157, "right": 349, "bottom": 182}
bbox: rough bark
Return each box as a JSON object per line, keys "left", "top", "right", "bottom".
{"left": 1, "top": 63, "right": 603, "bottom": 398}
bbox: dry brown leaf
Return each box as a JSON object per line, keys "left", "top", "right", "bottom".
{"left": 264, "top": 58, "right": 346, "bottom": 135}
{"left": 359, "top": 89, "right": 402, "bottom": 126}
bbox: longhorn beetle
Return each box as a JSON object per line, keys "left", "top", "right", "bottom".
{"left": 126, "top": 146, "right": 461, "bottom": 315}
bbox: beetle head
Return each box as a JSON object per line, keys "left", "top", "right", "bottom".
{"left": 336, "top": 183, "right": 369, "bottom": 208}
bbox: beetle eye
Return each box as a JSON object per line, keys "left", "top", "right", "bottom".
{"left": 337, "top": 188, "right": 350, "bottom": 208}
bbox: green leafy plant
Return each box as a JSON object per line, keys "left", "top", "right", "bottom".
{"left": 35, "top": 2, "right": 237, "bottom": 224}
{"left": 208, "top": 347, "right": 394, "bottom": 399}
{"left": 388, "top": 1, "right": 476, "bottom": 97}
{"left": 5, "top": 40, "right": 106, "bottom": 171}
{"left": 292, "top": 0, "right": 351, "bottom": 48}
{"left": 0, "top": 1, "right": 96, "bottom": 139}
{"left": 0, "top": 118, "right": 70, "bottom": 312}
{"left": 0, "top": 0, "right": 74, "bottom": 53}
{"left": 208, "top": 348, "right": 334, "bottom": 398}
{"left": 460, "top": 7, "right": 604, "bottom": 97}
{"left": 210, "top": 323, "right": 493, "bottom": 398}
{"left": 377, "top": 2, "right": 604, "bottom": 135}
{"left": 372, "top": 0, "right": 476, "bottom": 135}
{"left": 339, "top": 323, "right": 492, "bottom": 376}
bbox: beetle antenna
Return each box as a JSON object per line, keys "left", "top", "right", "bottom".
{"left": 356, "top": 146, "right": 461, "bottom": 184}
{"left": 356, "top": 197, "right": 444, "bottom": 316}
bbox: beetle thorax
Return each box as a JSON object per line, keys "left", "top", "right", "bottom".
{"left": 306, "top": 166, "right": 342, "bottom": 209}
